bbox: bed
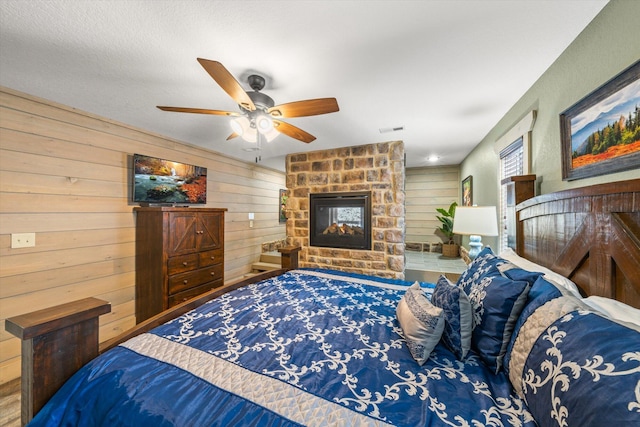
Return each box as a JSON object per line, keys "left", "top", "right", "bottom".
{"left": 6, "top": 178, "right": 640, "bottom": 427}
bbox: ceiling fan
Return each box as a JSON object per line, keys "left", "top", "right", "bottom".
{"left": 157, "top": 58, "right": 339, "bottom": 144}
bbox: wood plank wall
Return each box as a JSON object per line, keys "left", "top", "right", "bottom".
{"left": 405, "top": 166, "right": 460, "bottom": 246}
{"left": 0, "top": 87, "right": 285, "bottom": 384}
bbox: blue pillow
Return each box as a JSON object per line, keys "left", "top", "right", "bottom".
{"left": 503, "top": 276, "right": 563, "bottom": 377}
{"left": 498, "top": 263, "right": 544, "bottom": 286}
{"left": 396, "top": 282, "right": 445, "bottom": 365}
{"left": 522, "top": 310, "right": 640, "bottom": 427}
{"left": 456, "top": 247, "right": 507, "bottom": 291}
{"left": 462, "top": 272, "right": 530, "bottom": 373}
{"left": 431, "top": 275, "right": 473, "bottom": 360}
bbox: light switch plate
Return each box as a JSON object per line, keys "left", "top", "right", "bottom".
{"left": 11, "top": 233, "right": 36, "bottom": 248}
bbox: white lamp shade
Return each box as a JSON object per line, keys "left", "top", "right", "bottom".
{"left": 453, "top": 206, "right": 498, "bottom": 236}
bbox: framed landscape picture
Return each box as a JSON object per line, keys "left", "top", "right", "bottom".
{"left": 279, "top": 189, "right": 288, "bottom": 223}
{"left": 560, "top": 60, "right": 640, "bottom": 181}
{"left": 462, "top": 175, "right": 472, "bottom": 206}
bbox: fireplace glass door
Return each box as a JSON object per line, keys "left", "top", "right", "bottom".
{"left": 309, "top": 192, "right": 371, "bottom": 250}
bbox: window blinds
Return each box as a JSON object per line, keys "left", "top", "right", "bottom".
{"left": 499, "top": 138, "right": 524, "bottom": 251}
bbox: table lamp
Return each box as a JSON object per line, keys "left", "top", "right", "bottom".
{"left": 452, "top": 206, "right": 499, "bottom": 260}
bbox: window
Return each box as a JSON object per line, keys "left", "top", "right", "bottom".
{"left": 499, "top": 138, "right": 524, "bottom": 252}
{"left": 494, "top": 110, "right": 535, "bottom": 253}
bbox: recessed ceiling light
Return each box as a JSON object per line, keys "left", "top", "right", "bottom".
{"left": 428, "top": 155, "right": 440, "bottom": 162}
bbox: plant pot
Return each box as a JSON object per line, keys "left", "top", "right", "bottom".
{"left": 442, "top": 243, "right": 459, "bottom": 258}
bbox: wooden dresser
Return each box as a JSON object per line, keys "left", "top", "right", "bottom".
{"left": 134, "top": 207, "right": 226, "bottom": 323}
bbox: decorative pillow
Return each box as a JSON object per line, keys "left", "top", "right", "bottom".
{"left": 522, "top": 309, "right": 640, "bottom": 427}
{"left": 507, "top": 295, "right": 590, "bottom": 398}
{"left": 456, "top": 247, "right": 507, "bottom": 292}
{"left": 503, "top": 276, "right": 563, "bottom": 377}
{"left": 431, "top": 275, "right": 473, "bottom": 360}
{"left": 396, "top": 282, "right": 445, "bottom": 365}
{"left": 462, "top": 272, "right": 530, "bottom": 373}
{"left": 498, "top": 262, "right": 543, "bottom": 287}
{"left": 498, "top": 248, "right": 582, "bottom": 297}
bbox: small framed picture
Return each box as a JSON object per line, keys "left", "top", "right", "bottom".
{"left": 462, "top": 175, "right": 472, "bottom": 206}
{"left": 279, "top": 189, "right": 288, "bottom": 223}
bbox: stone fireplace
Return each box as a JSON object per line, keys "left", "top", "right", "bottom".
{"left": 309, "top": 191, "right": 372, "bottom": 250}
{"left": 285, "top": 141, "right": 405, "bottom": 279}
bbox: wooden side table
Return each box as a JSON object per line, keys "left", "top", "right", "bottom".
{"left": 278, "top": 246, "right": 301, "bottom": 269}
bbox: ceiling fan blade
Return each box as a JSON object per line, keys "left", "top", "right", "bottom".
{"left": 197, "top": 58, "right": 255, "bottom": 111}
{"left": 268, "top": 98, "right": 339, "bottom": 118}
{"left": 273, "top": 120, "right": 316, "bottom": 143}
{"left": 226, "top": 132, "right": 239, "bottom": 140}
{"left": 157, "top": 106, "right": 241, "bottom": 116}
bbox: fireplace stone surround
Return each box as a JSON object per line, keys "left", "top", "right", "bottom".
{"left": 284, "top": 141, "right": 405, "bottom": 279}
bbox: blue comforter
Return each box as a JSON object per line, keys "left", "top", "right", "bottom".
{"left": 30, "top": 269, "right": 535, "bottom": 426}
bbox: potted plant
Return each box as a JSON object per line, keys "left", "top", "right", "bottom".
{"left": 436, "top": 202, "right": 459, "bottom": 258}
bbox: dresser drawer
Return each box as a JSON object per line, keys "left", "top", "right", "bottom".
{"left": 167, "top": 253, "right": 199, "bottom": 275}
{"left": 168, "top": 264, "right": 224, "bottom": 294}
{"left": 199, "top": 249, "right": 223, "bottom": 267}
{"left": 167, "top": 279, "right": 223, "bottom": 307}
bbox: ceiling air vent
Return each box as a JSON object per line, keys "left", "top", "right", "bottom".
{"left": 379, "top": 126, "right": 405, "bottom": 134}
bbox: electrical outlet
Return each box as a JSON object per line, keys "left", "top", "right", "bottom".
{"left": 11, "top": 233, "right": 36, "bottom": 248}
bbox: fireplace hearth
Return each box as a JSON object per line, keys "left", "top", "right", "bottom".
{"left": 309, "top": 192, "right": 372, "bottom": 250}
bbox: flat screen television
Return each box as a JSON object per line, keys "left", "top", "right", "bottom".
{"left": 132, "top": 154, "right": 207, "bottom": 205}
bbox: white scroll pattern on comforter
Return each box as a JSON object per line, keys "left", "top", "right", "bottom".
{"left": 121, "top": 334, "right": 394, "bottom": 427}
{"left": 155, "top": 269, "right": 535, "bottom": 426}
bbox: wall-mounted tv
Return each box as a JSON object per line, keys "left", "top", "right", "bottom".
{"left": 132, "top": 154, "right": 207, "bottom": 205}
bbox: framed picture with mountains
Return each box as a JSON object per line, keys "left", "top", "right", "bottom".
{"left": 560, "top": 60, "right": 640, "bottom": 181}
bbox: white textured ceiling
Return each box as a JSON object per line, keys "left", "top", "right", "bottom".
{"left": 0, "top": 0, "right": 608, "bottom": 171}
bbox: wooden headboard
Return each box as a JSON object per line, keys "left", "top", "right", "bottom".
{"left": 515, "top": 178, "right": 640, "bottom": 308}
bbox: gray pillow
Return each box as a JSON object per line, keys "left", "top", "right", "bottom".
{"left": 396, "top": 282, "right": 445, "bottom": 365}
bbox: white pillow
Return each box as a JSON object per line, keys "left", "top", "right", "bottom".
{"left": 396, "top": 282, "right": 445, "bottom": 365}
{"left": 498, "top": 248, "right": 582, "bottom": 298}
{"left": 582, "top": 296, "right": 640, "bottom": 328}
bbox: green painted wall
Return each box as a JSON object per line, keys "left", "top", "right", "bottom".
{"left": 460, "top": 0, "right": 640, "bottom": 249}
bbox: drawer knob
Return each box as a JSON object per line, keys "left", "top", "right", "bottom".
{"left": 210, "top": 256, "right": 215, "bottom": 260}
{"left": 196, "top": 230, "right": 204, "bottom": 235}
{"left": 210, "top": 272, "right": 215, "bottom": 276}
{"left": 183, "top": 279, "right": 188, "bottom": 284}
{"left": 182, "top": 262, "right": 188, "bottom": 266}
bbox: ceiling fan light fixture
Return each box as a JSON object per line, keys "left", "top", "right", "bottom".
{"left": 243, "top": 126, "right": 258, "bottom": 143}
{"left": 232, "top": 114, "right": 276, "bottom": 143}
{"left": 230, "top": 117, "right": 248, "bottom": 136}
{"left": 263, "top": 126, "right": 279, "bottom": 142}
{"left": 256, "top": 114, "right": 274, "bottom": 134}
